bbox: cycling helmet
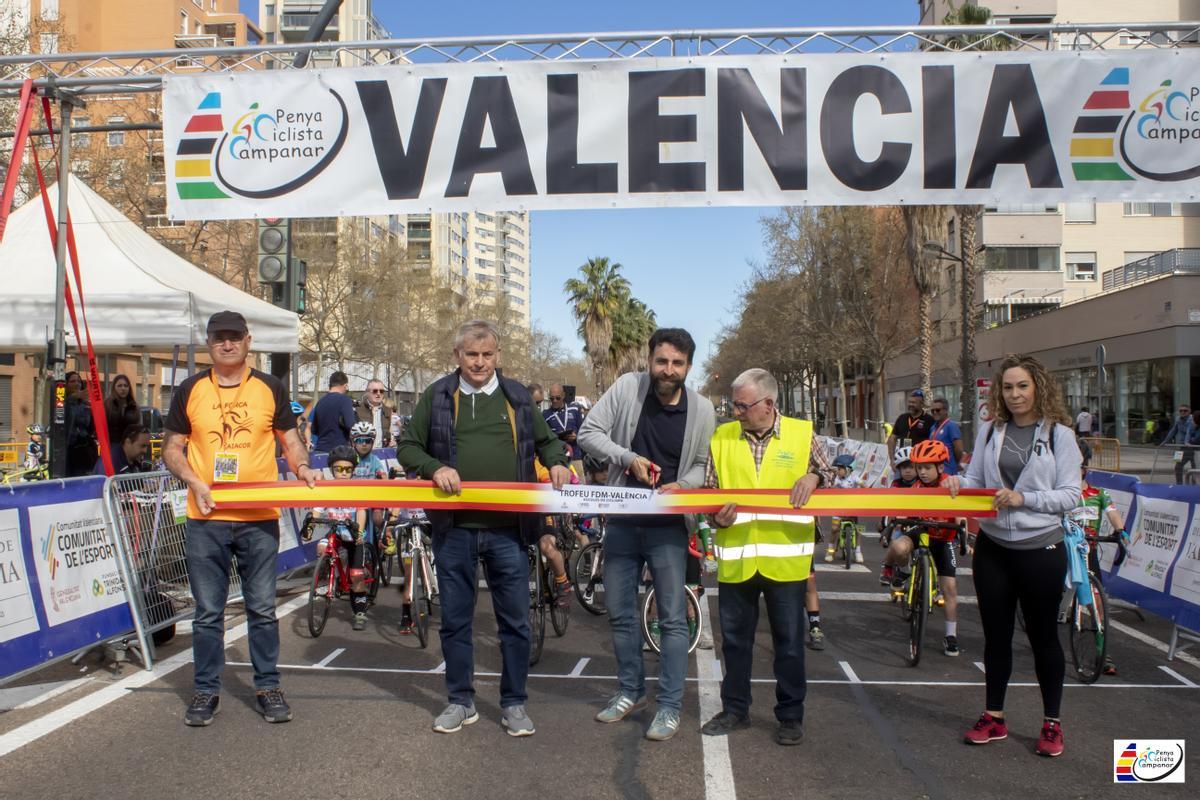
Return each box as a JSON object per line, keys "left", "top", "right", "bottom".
{"left": 27, "top": 423, "right": 48, "bottom": 435}
{"left": 832, "top": 454, "right": 855, "bottom": 470}
{"left": 290, "top": 401, "right": 305, "bottom": 416}
{"left": 910, "top": 439, "right": 950, "bottom": 464}
{"left": 350, "top": 421, "right": 376, "bottom": 440}
{"left": 892, "top": 445, "right": 914, "bottom": 468}
{"left": 327, "top": 445, "right": 358, "bottom": 467}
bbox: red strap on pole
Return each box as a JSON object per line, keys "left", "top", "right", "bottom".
{"left": 0, "top": 80, "right": 37, "bottom": 241}
{"left": 32, "top": 96, "right": 115, "bottom": 475}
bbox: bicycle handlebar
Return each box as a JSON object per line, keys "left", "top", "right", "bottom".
{"left": 301, "top": 514, "right": 360, "bottom": 539}
{"left": 888, "top": 518, "right": 965, "bottom": 532}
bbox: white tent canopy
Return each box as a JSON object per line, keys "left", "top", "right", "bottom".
{"left": 0, "top": 175, "right": 299, "bottom": 352}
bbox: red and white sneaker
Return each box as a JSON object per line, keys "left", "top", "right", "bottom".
{"left": 1035, "top": 719, "right": 1064, "bottom": 757}
{"left": 963, "top": 713, "right": 1008, "bottom": 745}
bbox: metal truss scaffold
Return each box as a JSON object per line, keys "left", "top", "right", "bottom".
{"left": 1, "top": 22, "right": 1199, "bottom": 97}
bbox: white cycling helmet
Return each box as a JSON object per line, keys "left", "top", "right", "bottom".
{"left": 350, "top": 421, "right": 376, "bottom": 440}
{"left": 893, "top": 446, "right": 914, "bottom": 468}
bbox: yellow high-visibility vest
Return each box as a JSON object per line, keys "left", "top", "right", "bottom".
{"left": 710, "top": 416, "right": 817, "bottom": 583}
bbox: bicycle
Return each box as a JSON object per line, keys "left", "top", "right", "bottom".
{"left": 2, "top": 462, "right": 49, "bottom": 485}
{"left": 1064, "top": 509, "right": 1125, "bottom": 684}
{"left": 887, "top": 519, "right": 964, "bottom": 667}
{"left": 641, "top": 533, "right": 709, "bottom": 655}
{"left": 833, "top": 516, "right": 861, "bottom": 570}
{"left": 301, "top": 515, "right": 378, "bottom": 638}
{"left": 572, "top": 517, "right": 607, "bottom": 616}
{"left": 391, "top": 515, "right": 437, "bottom": 648}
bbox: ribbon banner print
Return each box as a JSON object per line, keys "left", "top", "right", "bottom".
{"left": 165, "top": 50, "right": 1200, "bottom": 220}
{"left": 211, "top": 481, "right": 997, "bottom": 518}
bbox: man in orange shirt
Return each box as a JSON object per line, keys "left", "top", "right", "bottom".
{"left": 163, "top": 311, "right": 317, "bottom": 728}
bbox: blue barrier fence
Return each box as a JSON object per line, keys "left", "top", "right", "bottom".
{"left": 1088, "top": 470, "right": 1200, "bottom": 633}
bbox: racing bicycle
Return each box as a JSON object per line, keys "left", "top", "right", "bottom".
{"left": 888, "top": 518, "right": 964, "bottom": 667}
{"left": 301, "top": 515, "right": 380, "bottom": 638}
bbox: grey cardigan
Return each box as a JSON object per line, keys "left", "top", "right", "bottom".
{"left": 960, "top": 418, "right": 1082, "bottom": 545}
{"left": 578, "top": 372, "right": 716, "bottom": 490}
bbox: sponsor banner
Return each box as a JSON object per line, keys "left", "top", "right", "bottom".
{"left": 1088, "top": 471, "right": 1200, "bottom": 630}
{"left": 817, "top": 436, "right": 892, "bottom": 487}
{"left": 164, "top": 51, "right": 1200, "bottom": 220}
{"left": 0, "top": 478, "right": 134, "bottom": 684}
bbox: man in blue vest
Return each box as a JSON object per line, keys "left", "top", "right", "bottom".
{"left": 701, "top": 368, "right": 832, "bottom": 746}
{"left": 397, "top": 320, "right": 570, "bottom": 739}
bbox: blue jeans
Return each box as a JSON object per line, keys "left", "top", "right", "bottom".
{"left": 433, "top": 526, "right": 529, "bottom": 708}
{"left": 718, "top": 573, "right": 807, "bottom": 723}
{"left": 604, "top": 519, "right": 689, "bottom": 712}
{"left": 185, "top": 518, "right": 281, "bottom": 693}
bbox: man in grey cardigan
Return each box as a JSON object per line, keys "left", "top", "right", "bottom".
{"left": 579, "top": 328, "right": 716, "bottom": 741}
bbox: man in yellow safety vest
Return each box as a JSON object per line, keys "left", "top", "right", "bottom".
{"left": 700, "top": 368, "right": 833, "bottom": 747}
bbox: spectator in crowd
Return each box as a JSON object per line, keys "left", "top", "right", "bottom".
{"left": 1161, "top": 403, "right": 1195, "bottom": 484}
{"left": 95, "top": 424, "right": 152, "bottom": 475}
{"left": 1074, "top": 407, "right": 1092, "bottom": 438}
{"left": 544, "top": 383, "right": 584, "bottom": 478}
{"left": 309, "top": 371, "right": 355, "bottom": 453}
{"left": 528, "top": 383, "right": 545, "bottom": 409}
{"left": 887, "top": 389, "right": 934, "bottom": 465}
{"left": 929, "top": 396, "right": 965, "bottom": 476}
{"left": 397, "top": 320, "right": 570, "bottom": 738}
{"left": 64, "top": 371, "right": 98, "bottom": 477}
{"left": 355, "top": 378, "right": 395, "bottom": 448}
{"left": 946, "top": 353, "right": 1081, "bottom": 758}
{"left": 104, "top": 374, "right": 140, "bottom": 446}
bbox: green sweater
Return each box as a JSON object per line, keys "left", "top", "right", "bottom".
{"left": 398, "top": 381, "right": 568, "bottom": 529}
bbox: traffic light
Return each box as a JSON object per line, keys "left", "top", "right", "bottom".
{"left": 257, "top": 218, "right": 289, "bottom": 285}
{"left": 293, "top": 258, "right": 307, "bottom": 315}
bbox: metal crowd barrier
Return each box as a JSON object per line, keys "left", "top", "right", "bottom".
{"left": 102, "top": 470, "right": 242, "bottom": 669}
{"left": 1081, "top": 437, "right": 1121, "bottom": 472}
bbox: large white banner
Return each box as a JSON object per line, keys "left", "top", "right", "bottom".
{"left": 28, "top": 499, "right": 126, "bottom": 627}
{"left": 164, "top": 51, "right": 1200, "bottom": 219}
{"left": 0, "top": 508, "right": 39, "bottom": 644}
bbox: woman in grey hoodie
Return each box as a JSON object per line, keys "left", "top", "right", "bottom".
{"left": 946, "top": 354, "right": 1081, "bottom": 758}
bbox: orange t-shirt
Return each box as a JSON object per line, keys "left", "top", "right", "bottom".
{"left": 166, "top": 367, "right": 294, "bottom": 521}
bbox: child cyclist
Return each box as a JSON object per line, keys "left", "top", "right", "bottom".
{"left": 24, "top": 424, "right": 48, "bottom": 473}
{"left": 825, "top": 453, "right": 865, "bottom": 564}
{"left": 535, "top": 457, "right": 579, "bottom": 606}
{"left": 878, "top": 446, "right": 918, "bottom": 584}
{"left": 882, "top": 439, "right": 964, "bottom": 657}
{"left": 305, "top": 445, "right": 373, "bottom": 631}
{"left": 1072, "top": 460, "right": 1131, "bottom": 675}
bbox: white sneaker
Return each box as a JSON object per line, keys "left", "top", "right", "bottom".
{"left": 697, "top": 630, "right": 714, "bottom": 650}
{"left": 854, "top": 550, "right": 864, "bottom": 564}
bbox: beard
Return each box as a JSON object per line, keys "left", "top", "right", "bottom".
{"left": 653, "top": 374, "right": 683, "bottom": 399}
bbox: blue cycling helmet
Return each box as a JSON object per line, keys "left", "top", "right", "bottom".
{"left": 832, "top": 454, "right": 855, "bottom": 469}
{"left": 290, "top": 401, "right": 305, "bottom": 416}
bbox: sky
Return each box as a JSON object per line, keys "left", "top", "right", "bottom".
{"left": 239, "top": 1, "right": 919, "bottom": 372}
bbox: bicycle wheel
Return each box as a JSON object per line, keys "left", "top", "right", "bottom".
{"left": 642, "top": 586, "right": 703, "bottom": 655}
{"left": 572, "top": 542, "right": 607, "bottom": 616}
{"left": 898, "top": 563, "right": 915, "bottom": 622}
{"left": 1069, "top": 573, "right": 1108, "bottom": 684}
{"left": 378, "top": 545, "right": 394, "bottom": 588}
{"left": 841, "top": 522, "right": 854, "bottom": 570}
{"left": 412, "top": 552, "right": 431, "bottom": 649}
{"left": 906, "top": 555, "right": 929, "bottom": 667}
{"left": 549, "top": 556, "right": 570, "bottom": 637}
{"left": 365, "top": 543, "right": 381, "bottom": 604}
{"left": 307, "top": 554, "right": 333, "bottom": 638}
{"left": 528, "top": 550, "right": 546, "bottom": 666}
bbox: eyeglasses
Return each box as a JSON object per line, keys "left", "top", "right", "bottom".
{"left": 331, "top": 465, "right": 355, "bottom": 475}
{"left": 208, "top": 333, "right": 245, "bottom": 345}
{"left": 732, "top": 397, "right": 770, "bottom": 414}
{"left": 932, "top": 406, "right": 946, "bottom": 414}
{"left": 352, "top": 437, "right": 374, "bottom": 446}
{"left": 549, "top": 396, "right": 564, "bottom": 401}
{"left": 369, "top": 389, "right": 384, "bottom": 394}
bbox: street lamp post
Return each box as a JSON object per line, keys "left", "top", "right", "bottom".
{"left": 923, "top": 241, "right": 979, "bottom": 445}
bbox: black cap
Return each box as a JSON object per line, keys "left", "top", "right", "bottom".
{"left": 206, "top": 310, "right": 248, "bottom": 337}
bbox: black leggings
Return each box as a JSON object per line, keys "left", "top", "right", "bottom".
{"left": 972, "top": 533, "right": 1067, "bottom": 718}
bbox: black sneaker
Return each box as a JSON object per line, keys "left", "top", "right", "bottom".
{"left": 184, "top": 692, "right": 219, "bottom": 727}
{"left": 701, "top": 710, "right": 751, "bottom": 736}
{"left": 776, "top": 719, "right": 804, "bottom": 746}
{"left": 255, "top": 688, "right": 293, "bottom": 723}
{"left": 944, "top": 635, "right": 960, "bottom": 657}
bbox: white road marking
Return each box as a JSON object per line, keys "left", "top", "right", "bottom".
{"left": 813, "top": 563, "right": 871, "bottom": 573}
{"left": 839, "top": 661, "right": 862, "bottom": 683}
{"left": 229, "top": 660, "right": 1197, "bottom": 691}
{"left": 1110, "top": 619, "right": 1200, "bottom": 671}
{"left": 0, "top": 593, "right": 310, "bottom": 759}
{"left": 568, "top": 657, "right": 590, "bottom": 677}
{"left": 0, "top": 677, "right": 93, "bottom": 711}
{"left": 314, "top": 648, "right": 346, "bottom": 668}
{"left": 819, "top": 591, "right": 978, "bottom": 604}
{"left": 695, "top": 593, "right": 738, "bottom": 800}
{"left": 973, "top": 661, "right": 986, "bottom": 673}
{"left": 429, "top": 661, "right": 445, "bottom": 673}
{"left": 1158, "top": 665, "right": 1197, "bottom": 687}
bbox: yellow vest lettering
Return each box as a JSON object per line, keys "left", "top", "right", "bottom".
{"left": 710, "top": 417, "right": 816, "bottom": 583}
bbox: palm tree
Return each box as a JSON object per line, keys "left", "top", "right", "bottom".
{"left": 564, "top": 256, "right": 630, "bottom": 397}
{"left": 902, "top": 205, "right": 947, "bottom": 398}
{"left": 609, "top": 297, "right": 657, "bottom": 374}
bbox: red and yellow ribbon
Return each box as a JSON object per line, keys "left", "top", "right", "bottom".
{"left": 211, "top": 480, "right": 997, "bottom": 518}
